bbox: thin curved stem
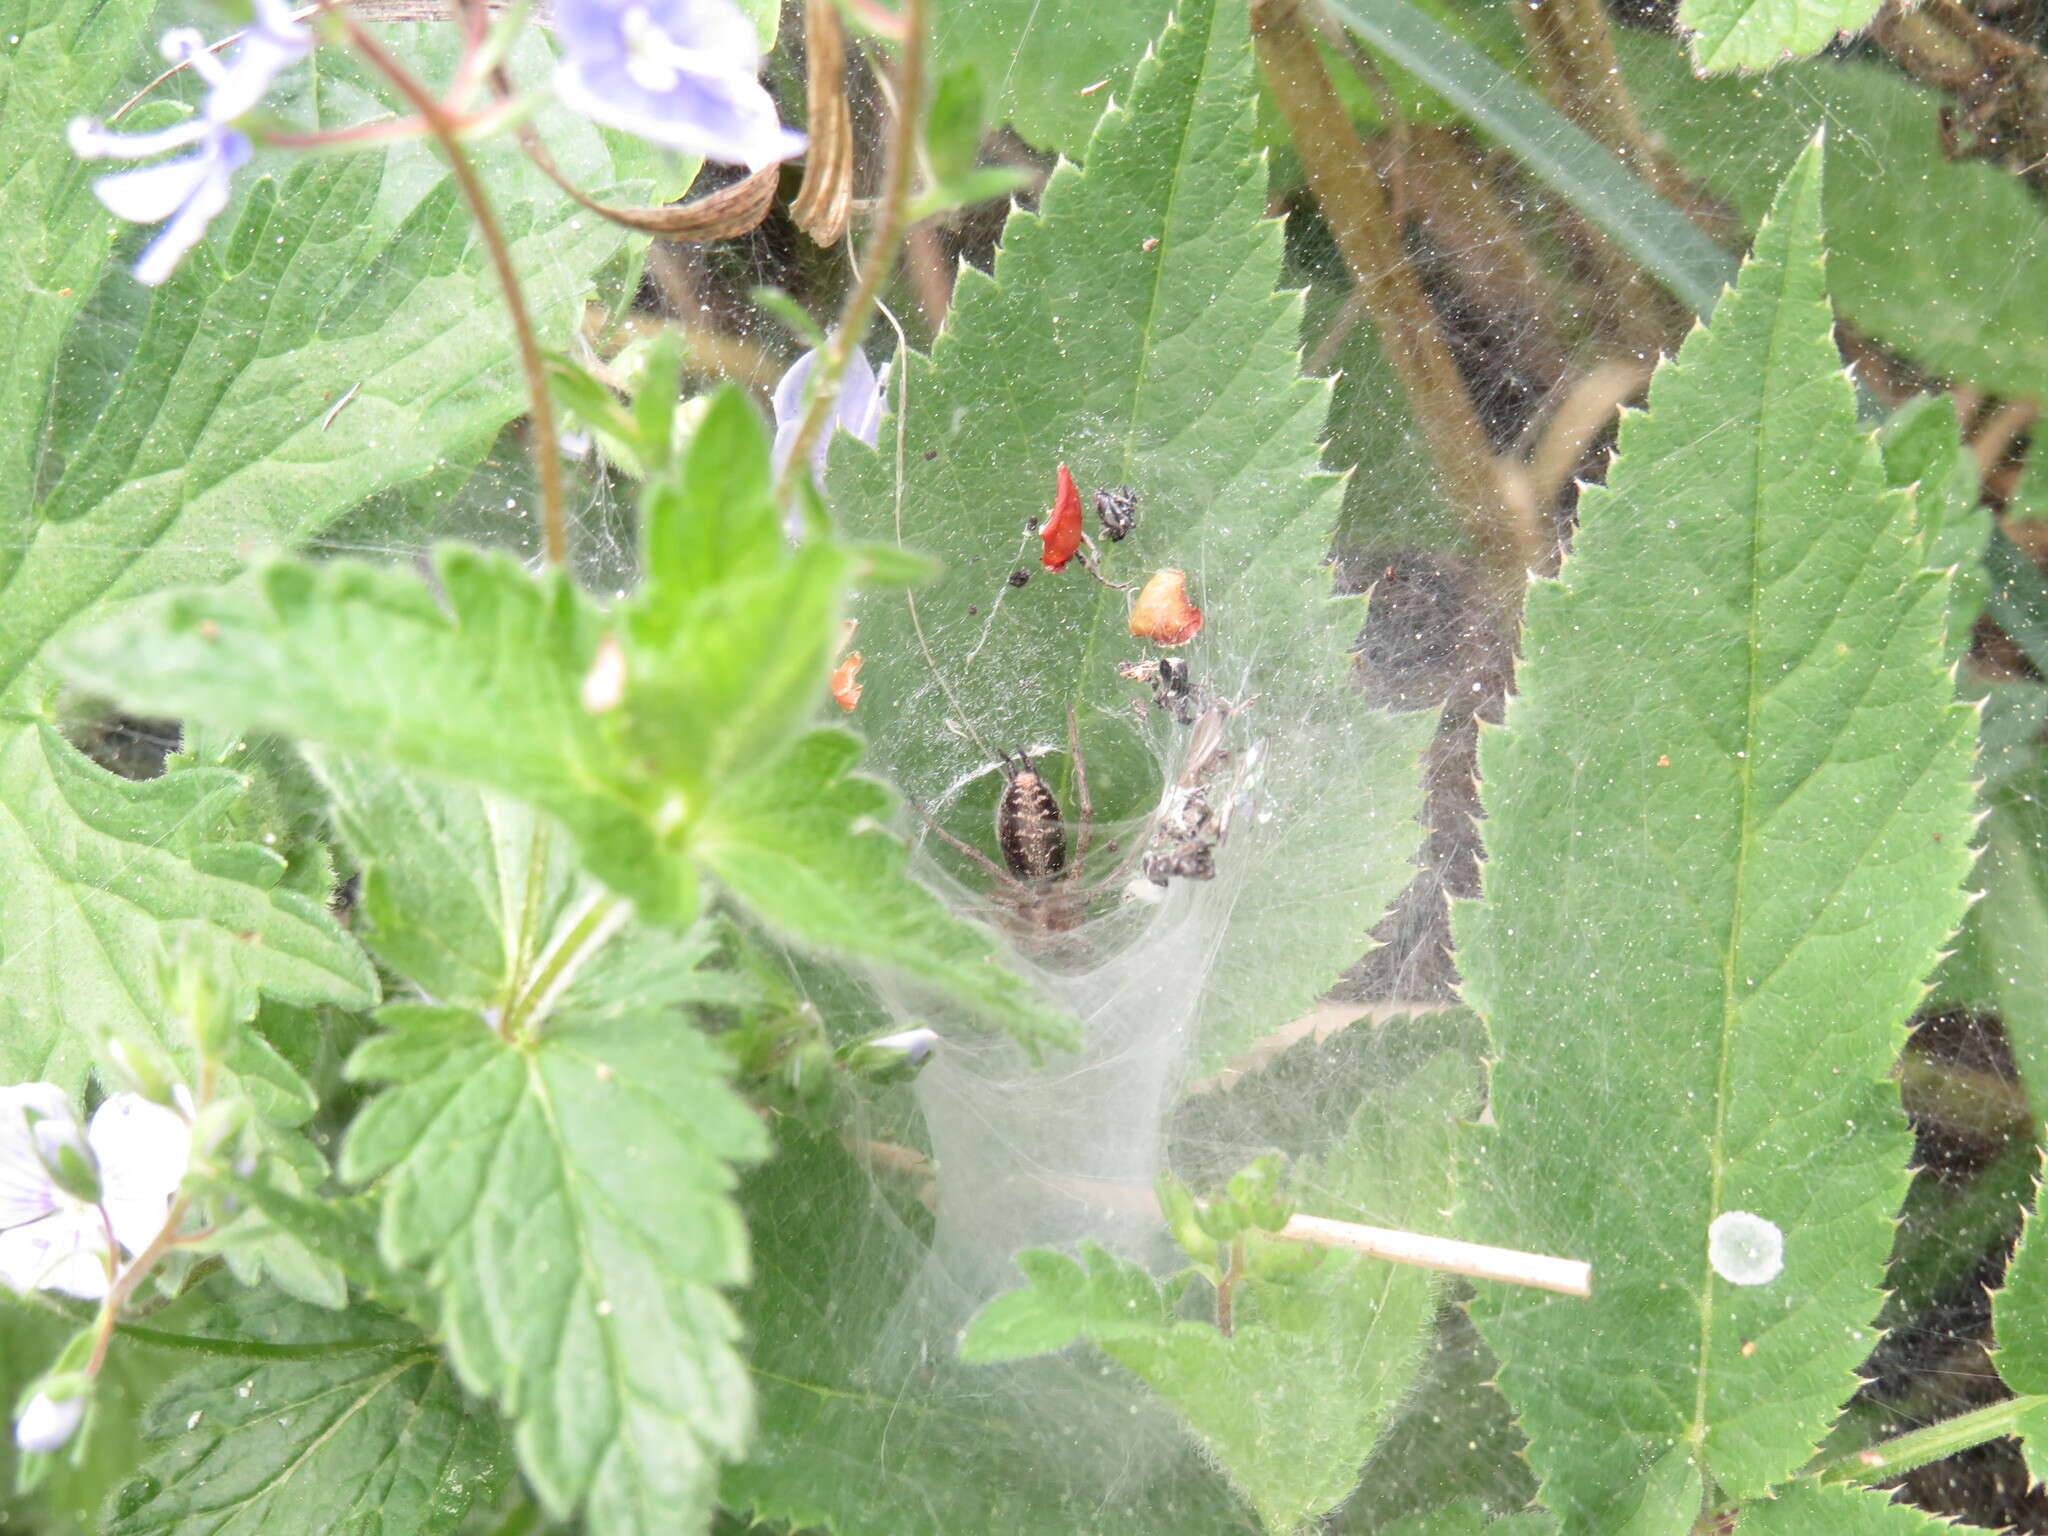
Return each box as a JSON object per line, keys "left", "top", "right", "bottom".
{"left": 344, "top": 17, "right": 569, "bottom": 565}
{"left": 774, "top": 0, "right": 928, "bottom": 507}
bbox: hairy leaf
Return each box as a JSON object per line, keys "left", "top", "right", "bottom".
{"left": 1622, "top": 31, "right": 2048, "bottom": 403}
{"left": 1455, "top": 139, "right": 1977, "bottom": 1526}
{"left": 341, "top": 1004, "right": 769, "bottom": 1536}
{"left": 9, "top": 22, "right": 643, "bottom": 694}
{"left": 931, "top": 0, "right": 1171, "bottom": 153}
{"left": 721, "top": 1130, "right": 1256, "bottom": 1535}
{"left": 62, "top": 545, "right": 1069, "bottom": 1050}
{"left": 961, "top": 1053, "right": 1465, "bottom": 1532}
{"left": 1880, "top": 395, "right": 1989, "bottom": 663}
{"left": 835, "top": 0, "right": 1432, "bottom": 1069}
{"left": 1737, "top": 1482, "right": 1962, "bottom": 1532}
{"left": 105, "top": 1345, "right": 503, "bottom": 1536}
{"left": 0, "top": 720, "right": 375, "bottom": 1087}
{"left": 1680, "top": 0, "right": 1883, "bottom": 73}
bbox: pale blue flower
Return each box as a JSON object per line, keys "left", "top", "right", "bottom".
{"left": 553, "top": 0, "right": 805, "bottom": 168}
{"left": 68, "top": 0, "right": 311, "bottom": 287}
{"left": 771, "top": 344, "right": 883, "bottom": 476}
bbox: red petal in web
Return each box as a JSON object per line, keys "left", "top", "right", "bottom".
{"left": 1039, "top": 464, "right": 1084, "bottom": 571}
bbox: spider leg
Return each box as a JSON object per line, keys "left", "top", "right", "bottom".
{"left": 904, "top": 791, "right": 1024, "bottom": 892}
{"left": 1068, "top": 704, "right": 1093, "bottom": 883}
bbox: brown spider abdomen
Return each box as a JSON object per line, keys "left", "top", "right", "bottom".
{"left": 995, "top": 755, "right": 1067, "bottom": 882}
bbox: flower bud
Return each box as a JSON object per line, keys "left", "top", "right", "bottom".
{"left": 14, "top": 1382, "right": 88, "bottom": 1455}
{"left": 836, "top": 1026, "right": 939, "bottom": 1084}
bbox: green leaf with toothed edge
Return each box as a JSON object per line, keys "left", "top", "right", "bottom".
{"left": 1737, "top": 1482, "right": 1966, "bottom": 1531}
{"left": 61, "top": 391, "right": 1069, "bottom": 1052}
{"left": 104, "top": 1344, "right": 504, "bottom": 1536}
{"left": 1679, "top": 0, "right": 1884, "bottom": 75}
{"left": 0, "top": 719, "right": 376, "bottom": 1090}
{"left": 341, "top": 1003, "right": 768, "bottom": 1536}
{"left": 833, "top": 0, "right": 1433, "bottom": 1075}
{"left": 1454, "top": 138, "right": 1976, "bottom": 1529}
{"left": 959, "top": 1051, "right": 1467, "bottom": 1534}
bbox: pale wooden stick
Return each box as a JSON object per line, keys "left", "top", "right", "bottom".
{"left": 1277, "top": 1213, "right": 1592, "bottom": 1297}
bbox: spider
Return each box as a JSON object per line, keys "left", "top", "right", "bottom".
{"left": 909, "top": 708, "right": 1107, "bottom": 949}
{"left": 908, "top": 690, "right": 1258, "bottom": 956}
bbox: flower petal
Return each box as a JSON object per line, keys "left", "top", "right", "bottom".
{"left": 0, "top": 1085, "right": 75, "bottom": 1231}
{"left": 206, "top": 14, "right": 311, "bottom": 123}
{"left": 770, "top": 347, "right": 818, "bottom": 470}
{"left": 90, "top": 149, "right": 215, "bottom": 224}
{"left": 68, "top": 114, "right": 208, "bottom": 162}
{"left": 129, "top": 136, "right": 246, "bottom": 287}
{"left": 89, "top": 1094, "right": 191, "bottom": 1255}
{"left": 0, "top": 1210, "right": 112, "bottom": 1300}
{"left": 838, "top": 346, "right": 883, "bottom": 448}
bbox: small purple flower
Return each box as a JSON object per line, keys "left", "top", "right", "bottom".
{"left": 68, "top": 0, "right": 310, "bottom": 287}
{"left": 553, "top": 0, "right": 805, "bottom": 169}
{"left": 771, "top": 344, "right": 884, "bottom": 476}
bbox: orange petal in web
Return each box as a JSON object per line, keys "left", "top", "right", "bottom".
{"left": 830, "top": 651, "right": 864, "bottom": 711}
{"left": 1128, "top": 569, "right": 1203, "bottom": 646}
{"left": 1039, "top": 463, "right": 1084, "bottom": 571}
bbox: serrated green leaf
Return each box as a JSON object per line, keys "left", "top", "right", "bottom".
{"left": 104, "top": 1340, "right": 503, "bottom": 1536}
{"left": 1880, "top": 395, "right": 1989, "bottom": 663}
{"left": 931, "top": 0, "right": 1171, "bottom": 153}
{"left": 62, "top": 546, "right": 1067, "bottom": 1047}
{"left": 340, "top": 1004, "right": 769, "bottom": 1536}
{"left": 1455, "top": 138, "right": 1977, "bottom": 1527}
{"left": 696, "top": 729, "right": 1076, "bottom": 1053}
{"left": 1994, "top": 1131, "right": 2048, "bottom": 1486}
{"left": 836, "top": 0, "right": 1432, "bottom": 1071}
{"left": 1737, "top": 1481, "right": 1963, "bottom": 1532}
{"left": 961, "top": 1053, "right": 1464, "bottom": 1533}
{"left": 0, "top": 0, "right": 153, "bottom": 549}
{"left": 721, "top": 1130, "right": 1258, "bottom": 1535}
{"left": 9, "top": 22, "right": 644, "bottom": 696}
{"left": 1621, "top": 30, "right": 2048, "bottom": 404}
{"left": 0, "top": 719, "right": 375, "bottom": 1088}
{"left": 1680, "top": 0, "right": 1883, "bottom": 73}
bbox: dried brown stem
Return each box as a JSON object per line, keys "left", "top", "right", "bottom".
{"left": 1874, "top": 0, "right": 2048, "bottom": 181}
{"left": 1252, "top": 0, "right": 1542, "bottom": 591}
{"left": 791, "top": 0, "right": 855, "bottom": 245}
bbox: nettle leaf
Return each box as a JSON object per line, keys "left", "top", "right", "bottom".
{"left": 1737, "top": 1482, "right": 1961, "bottom": 1532}
{"left": 2, "top": 10, "right": 641, "bottom": 1091}
{"left": 340, "top": 1004, "right": 769, "bottom": 1536}
{"left": 1621, "top": 31, "right": 2048, "bottom": 405}
{"left": 12, "top": 21, "right": 644, "bottom": 691}
{"left": 0, "top": 720, "right": 375, "bottom": 1086}
{"left": 930, "top": 0, "right": 1173, "bottom": 153}
{"left": 1455, "top": 139, "right": 1976, "bottom": 1526}
{"left": 1993, "top": 1049, "right": 2048, "bottom": 1485}
{"left": 63, "top": 395, "right": 1069, "bottom": 1052}
{"left": 1880, "top": 395, "right": 1990, "bottom": 664}
{"left": 961, "top": 1053, "right": 1465, "bottom": 1532}
{"left": 105, "top": 1342, "right": 503, "bottom": 1536}
{"left": 1679, "top": 0, "right": 1882, "bottom": 74}
{"left": 1, "top": 0, "right": 152, "bottom": 540}
{"left": 721, "top": 1130, "right": 1256, "bottom": 1535}
{"left": 836, "top": 0, "right": 1432, "bottom": 1070}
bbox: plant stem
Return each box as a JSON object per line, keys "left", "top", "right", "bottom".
{"left": 87, "top": 1188, "right": 197, "bottom": 1375}
{"left": 501, "top": 890, "right": 626, "bottom": 1040}
{"left": 1252, "top": 0, "right": 1542, "bottom": 594}
{"left": 774, "top": 0, "right": 928, "bottom": 507}
{"left": 344, "top": 17, "right": 569, "bottom": 566}
{"left": 1806, "top": 1393, "right": 2048, "bottom": 1484}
